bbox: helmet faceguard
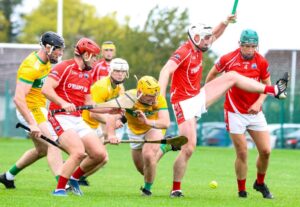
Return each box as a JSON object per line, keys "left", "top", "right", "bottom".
{"left": 187, "top": 23, "right": 213, "bottom": 52}
{"left": 40, "top": 31, "right": 65, "bottom": 64}
{"left": 75, "top": 38, "right": 101, "bottom": 71}
{"left": 109, "top": 58, "right": 129, "bottom": 85}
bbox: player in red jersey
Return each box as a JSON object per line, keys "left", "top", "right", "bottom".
{"left": 206, "top": 29, "right": 274, "bottom": 199}
{"left": 42, "top": 37, "right": 119, "bottom": 196}
{"left": 159, "top": 18, "right": 289, "bottom": 197}
{"left": 91, "top": 41, "right": 116, "bottom": 83}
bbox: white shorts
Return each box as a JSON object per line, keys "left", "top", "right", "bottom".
{"left": 126, "top": 127, "right": 163, "bottom": 150}
{"left": 49, "top": 115, "right": 94, "bottom": 138}
{"left": 172, "top": 89, "right": 207, "bottom": 125}
{"left": 225, "top": 110, "right": 268, "bottom": 134}
{"left": 16, "top": 107, "right": 56, "bottom": 137}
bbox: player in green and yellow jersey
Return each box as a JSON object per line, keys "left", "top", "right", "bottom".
{"left": 106, "top": 76, "right": 177, "bottom": 196}
{"left": 0, "top": 31, "right": 65, "bottom": 189}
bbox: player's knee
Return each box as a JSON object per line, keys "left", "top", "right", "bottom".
{"left": 259, "top": 148, "right": 271, "bottom": 159}
{"left": 35, "top": 146, "right": 47, "bottom": 158}
{"left": 236, "top": 150, "right": 247, "bottom": 162}
{"left": 71, "top": 151, "right": 86, "bottom": 163}
{"left": 182, "top": 145, "right": 195, "bottom": 158}
{"left": 89, "top": 150, "right": 107, "bottom": 163}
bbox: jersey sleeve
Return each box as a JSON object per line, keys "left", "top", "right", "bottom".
{"left": 260, "top": 58, "right": 270, "bottom": 80}
{"left": 169, "top": 45, "right": 189, "bottom": 65}
{"left": 90, "top": 82, "right": 108, "bottom": 103}
{"left": 18, "top": 64, "right": 39, "bottom": 84}
{"left": 48, "top": 63, "right": 64, "bottom": 82}
{"left": 215, "top": 55, "right": 228, "bottom": 73}
{"left": 157, "top": 95, "right": 168, "bottom": 110}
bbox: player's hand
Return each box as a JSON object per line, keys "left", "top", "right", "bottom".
{"left": 115, "top": 119, "right": 124, "bottom": 129}
{"left": 248, "top": 102, "right": 262, "bottom": 114}
{"left": 61, "top": 102, "right": 76, "bottom": 112}
{"left": 135, "top": 110, "right": 147, "bottom": 123}
{"left": 226, "top": 13, "right": 237, "bottom": 23}
{"left": 107, "top": 135, "right": 121, "bottom": 145}
{"left": 29, "top": 124, "right": 42, "bottom": 139}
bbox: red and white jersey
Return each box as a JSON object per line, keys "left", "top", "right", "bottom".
{"left": 48, "top": 59, "right": 92, "bottom": 116}
{"left": 169, "top": 40, "right": 204, "bottom": 103}
{"left": 215, "top": 48, "right": 270, "bottom": 114}
{"left": 91, "top": 59, "right": 110, "bottom": 83}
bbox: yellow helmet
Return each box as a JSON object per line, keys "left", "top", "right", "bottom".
{"left": 137, "top": 76, "right": 160, "bottom": 96}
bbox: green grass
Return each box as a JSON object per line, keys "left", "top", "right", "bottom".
{"left": 0, "top": 138, "right": 299, "bottom": 207}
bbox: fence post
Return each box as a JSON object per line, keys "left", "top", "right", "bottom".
{"left": 279, "top": 101, "right": 285, "bottom": 148}
{"left": 3, "top": 80, "right": 11, "bottom": 137}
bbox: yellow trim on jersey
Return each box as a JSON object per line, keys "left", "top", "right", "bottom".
{"left": 16, "top": 52, "right": 51, "bottom": 109}
{"left": 125, "top": 89, "right": 168, "bottom": 135}
{"left": 82, "top": 76, "right": 123, "bottom": 129}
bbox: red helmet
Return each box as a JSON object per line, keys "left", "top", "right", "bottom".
{"left": 74, "top": 37, "right": 100, "bottom": 56}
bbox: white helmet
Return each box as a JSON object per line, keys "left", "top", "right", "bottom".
{"left": 187, "top": 23, "right": 212, "bottom": 51}
{"left": 109, "top": 58, "right": 129, "bottom": 83}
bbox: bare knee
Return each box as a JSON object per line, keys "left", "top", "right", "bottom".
{"left": 35, "top": 146, "right": 47, "bottom": 158}
{"left": 143, "top": 152, "right": 156, "bottom": 166}
{"left": 259, "top": 148, "right": 271, "bottom": 159}
{"left": 70, "top": 151, "right": 86, "bottom": 163}
{"left": 236, "top": 150, "right": 248, "bottom": 163}
{"left": 181, "top": 144, "right": 196, "bottom": 159}
{"left": 89, "top": 150, "right": 107, "bottom": 163}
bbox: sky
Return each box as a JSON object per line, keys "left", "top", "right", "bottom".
{"left": 20, "top": 0, "right": 300, "bottom": 56}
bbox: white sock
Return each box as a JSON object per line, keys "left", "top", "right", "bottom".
{"left": 5, "top": 171, "right": 15, "bottom": 180}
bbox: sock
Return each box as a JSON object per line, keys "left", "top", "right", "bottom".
{"left": 257, "top": 173, "right": 265, "bottom": 185}
{"left": 160, "top": 144, "right": 171, "bottom": 154}
{"left": 263, "top": 85, "right": 276, "bottom": 96}
{"left": 55, "top": 175, "right": 60, "bottom": 182}
{"left": 144, "top": 182, "right": 153, "bottom": 191}
{"left": 237, "top": 179, "right": 246, "bottom": 192}
{"left": 56, "top": 176, "right": 68, "bottom": 190}
{"left": 71, "top": 167, "right": 85, "bottom": 180}
{"left": 172, "top": 181, "right": 181, "bottom": 191}
{"left": 8, "top": 164, "right": 22, "bottom": 177}
{"left": 79, "top": 176, "right": 87, "bottom": 181}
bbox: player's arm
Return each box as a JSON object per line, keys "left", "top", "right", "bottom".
{"left": 42, "top": 77, "right": 76, "bottom": 112}
{"left": 205, "top": 65, "right": 220, "bottom": 84}
{"left": 84, "top": 94, "right": 121, "bottom": 114}
{"left": 212, "top": 14, "right": 237, "bottom": 42}
{"left": 247, "top": 77, "right": 271, "bottom": 114}
{"left": 105, "top": 114, "right": 121, "bottom": 144}
{"left": 136, "top": 109, "right": 170, "bottom": 129}
{"left": 14, "top": 81, "right": 36, "bottom": 125}
{"left": 158, "top": 60, "right": 178, "bottom": 97}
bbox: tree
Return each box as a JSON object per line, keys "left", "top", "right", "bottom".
{"left": 0, "top": 0, "right": 23, "bottom": 42}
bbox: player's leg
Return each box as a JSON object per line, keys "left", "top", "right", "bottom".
{"left": 226, "top": 110, "right": 249, "bottom": 198}
{"left": 171, "top": 118, "right": 197, "bottom": 197}
{"left": 0, "top": 137, "right": 47, "bottom": 189}
{"left": 53, "top": 129, "right": 86, "bottom": 195}
{"left": 230, "top": 133, "right": 248, "bottom": 197}
{"left": 39, "top": 121, "right": 63, "bottom": 180}
{"left": 132, "top": 149, "right": 144, "bottom": 175}
{"left": 249, "top": 129, "right": 273, "bottom": 199}
{"left": 204, "top": 71, "right": 288, "bottom": 108}
{"left": 140, "top": 129, "right": 163, "bottom": 195}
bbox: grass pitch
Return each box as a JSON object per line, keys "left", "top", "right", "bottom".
{"left": 0, "top": 138, "right": 299, "bottom": 207}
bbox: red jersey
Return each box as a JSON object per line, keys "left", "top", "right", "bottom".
{"left": 215, "top": 48, "right": 270, "bottom": 114}
{"left": 169, "top": 40, "right": 204, "bottom": 103}
{"left": 91, "top": 59, "right": 110, "bottom": 83}
{"left": 48, "top": 59, "right": 92, "bottom": 116}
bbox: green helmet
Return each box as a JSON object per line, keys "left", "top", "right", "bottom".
{"left": 240, "top": 29, "right": 259, "bottom": 45}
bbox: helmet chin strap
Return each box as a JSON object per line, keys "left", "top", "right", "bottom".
{"left": 82, "top": 53, "right": 93, "bottom": 71}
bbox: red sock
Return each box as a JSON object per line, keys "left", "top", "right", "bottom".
{"left": 56, "top": 176, "right": 68, "bottom": 190}
{"left": 257, "top": 173, "right": 265, "bottom": 185}
{"left": 72, "top": 167, "right": 85, "bottom": 180}
{"left": 237, "top": 179, "right": 246, "bottom": 192}
{"left": 263, "top": 86, "right": 276, "bottom": 96}
{"left": 172, "top": 181, "right": 181, "bottom": 191}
